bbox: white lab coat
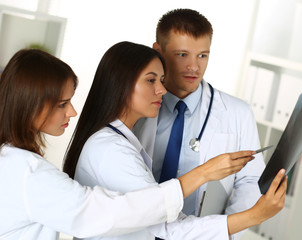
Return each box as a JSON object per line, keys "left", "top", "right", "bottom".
{"left": 134, "top": 81, "right": 266, "bottom": 240}
{"left": 0, "top": 144, "right": 183, "bottom": 240}
{"left": 75, "top": 119, "right": 229, "bottom": 240}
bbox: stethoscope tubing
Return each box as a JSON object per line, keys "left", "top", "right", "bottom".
{"left": 197, "top": 83, "right": 214, "bottom": 141}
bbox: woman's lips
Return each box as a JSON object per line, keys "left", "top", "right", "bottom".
{"left": 152, "top": 100, "right": 162, "bottom": 107}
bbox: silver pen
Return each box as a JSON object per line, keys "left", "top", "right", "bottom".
{"left": 254, "top": 145, "right": 274, "bottom": 154}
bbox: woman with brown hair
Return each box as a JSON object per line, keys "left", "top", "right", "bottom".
{"left": 0, "top": 49, "right": 186, "bottom": 240}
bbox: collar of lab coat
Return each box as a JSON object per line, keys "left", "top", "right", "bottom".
{"left": 110, "top": 119, "right": 152, "bottom": 170}
{"left": 196, "top": 80, "right": 227, "bottom": 166}
{"left": 110, "top": 119, "right": 143, "bottom": 153}
{"left": 202, "top": 80, "right": 227, "bottom": 115}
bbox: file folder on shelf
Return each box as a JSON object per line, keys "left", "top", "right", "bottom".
{"left": 250, "top": 67, "right": 274, "bottom": 121}
{"left": 273, "top": 74, "right": 302, "bottom": 128}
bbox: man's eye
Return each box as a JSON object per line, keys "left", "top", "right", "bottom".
{"left": 178, "top": 53, "right": 186, "bottom": 57}
{"left": 199, "top": 54, "right": 208, "bottom": 58}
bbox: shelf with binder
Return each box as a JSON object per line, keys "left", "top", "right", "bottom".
{"left": 237, "top": 1, "right": 302, "bottom": 238}
{"left": 0, "top": 4, "right": 67, "bottom": 68}
{"left": 238, "top": 51, "right": 302, "bottom": 240}
{"left": 240, "top": 50, "right": 302, "bottom": 166}
{"left": 240, "top": 52, "right": 302, "bottom": 133}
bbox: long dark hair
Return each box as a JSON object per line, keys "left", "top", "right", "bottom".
{"left": 0, "top": 49, "right": 78, "bottom": 155}
{"left": 63, "top": 41, "right": 165, "bottom": 178}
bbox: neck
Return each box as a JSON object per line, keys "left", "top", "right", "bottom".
{"left": 166, "top": 87, "right": 191, "bottom": 99}
{"left": 119, "top": 115, "right": 136, "bottom": 131}
{"left": 165, "top": 83, "right": 193, "bottom": 99}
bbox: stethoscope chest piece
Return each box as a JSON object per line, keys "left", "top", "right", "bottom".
{"left": 189, "top": 83, "right": 214, "bottom": 153}
{"left": 189, "top": 138, "right": 200, "bottom": 152}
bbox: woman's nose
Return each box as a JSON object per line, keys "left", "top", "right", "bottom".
{"left": 155, "top": 82, "right": 167, "bottom": 95}
{"left": 67, "top": 103, "right": 77, "bottom": 118}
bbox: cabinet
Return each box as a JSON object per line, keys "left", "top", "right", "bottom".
{"left": 237, "top": 1, "right": 302, "bottom": 239}
{"left": 0, "top": 4, "right": 66, "bottom": 69}
{"left": 239, "top": 45, "right": 302, "bottom": 240}
{"left": 239, "top": 52, "right": 302, "bottom": 162}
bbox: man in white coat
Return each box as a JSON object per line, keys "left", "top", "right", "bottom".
{"left": 133, "top": 9, "right": 265, "bottom": 239}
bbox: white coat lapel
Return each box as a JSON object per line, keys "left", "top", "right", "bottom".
{"left": 198, "top": 81, "right": 226, "bottom": 165}
{"left": 196, "top": 82, "right": 233, "bottom": 211}
{"left": 133, "top": 117, "right": 158, "bottom": 158}
{"left": 140, "top": 148, "right": 153, "bottom": 171}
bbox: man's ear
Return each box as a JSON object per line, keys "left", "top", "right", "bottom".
{"left": 153, "top": 42, "right": 162, "bottom": 53}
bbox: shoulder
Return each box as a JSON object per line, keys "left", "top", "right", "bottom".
{"left": 78, "top": 128, "right": 149, "bottom": 184}
{"left": 80, "top": 128, "right": 141, "bottom": 166}
{"left": 0, "top": 144, "right": 59, "bottom": 178}
{"left": 1, "top": 144, "right": 44, "bottom": 165}
{"left": 84, "top": 128, "right": 136, "bottom": 152}
{"left": 216, "top": 88, "right": 249, "bottom": 108}
{"left": 215, "top": 88, "right": 253, "bottom": 114}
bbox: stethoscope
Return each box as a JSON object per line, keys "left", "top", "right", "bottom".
{"left": 107, "top": 83, "right": 214, "bottom": 152}
{"left": 107, "top": 124, "right": 128, "bottom": 139}
{"left": 189, "top": 83, "right": 214, "bottom": 152}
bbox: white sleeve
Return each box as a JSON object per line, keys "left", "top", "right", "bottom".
{"left": 23, "top": 157, "right": 183, "bottom": 238}
{"left": 149, "top": 212, "right": 229, "bottom": 240}
{"left": 77, "top": 137, "right": 229, "bottom": 240}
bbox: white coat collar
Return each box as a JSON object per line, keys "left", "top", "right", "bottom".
{"left": 110, "top": 119, "right": 152, "bottom": 170}
{"left": 201, "top": 80, "right": 226, "bottom": 114}
{"left": 197, "top": 80, "right": 226, "bottom": 165}
{"left": 110, "top": 119, "right": 142, "bottom": 152}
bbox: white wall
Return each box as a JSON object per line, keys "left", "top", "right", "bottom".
{"left": 0, "top": 0, "right": 257, "bottom": 168}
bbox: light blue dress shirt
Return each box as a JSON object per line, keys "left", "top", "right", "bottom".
{"left": 153, "top": 84, "right": 205, "bottom": 215}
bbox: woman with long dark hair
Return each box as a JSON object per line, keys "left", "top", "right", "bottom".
{"left": 63, "top": 41, "right": 287, "bottom": 240}
{"left": 0, "top": 49, "right": 193, "bottom": 240}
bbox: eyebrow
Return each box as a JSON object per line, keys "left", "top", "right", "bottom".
{"left": 172, "top": 50, "right": 210, "bottom": 53}
{"left": 59, "top": 98, "right": 71, "bottom": 102}
{"left": 145, "top": 72, "right": 158, "bottom": 76}
{"left": 145, "top": 72, "right": 165, "bottom": 79}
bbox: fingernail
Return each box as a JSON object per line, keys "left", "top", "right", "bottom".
{"left": 280, "top": 169, "right": 285, "bottom": 174}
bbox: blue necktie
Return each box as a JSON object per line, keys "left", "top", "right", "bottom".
{"left": 159, "top": 100, "right": 187, "bottom": 183}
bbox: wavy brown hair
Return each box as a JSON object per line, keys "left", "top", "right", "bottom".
{"left": 0, "top": 49, "right": 78, "bottom": 155}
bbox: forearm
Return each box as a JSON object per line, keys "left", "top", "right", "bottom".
{"left": 227, "top": 208, "right": 262, "bottom": 235}
{"left": 225, "top": 176, "right": 262, "bottom": 215}
{"left": 178, "top": 151, "right": 255, "bottom": 198}
{"left": 178, "top": 166, "right": 206, "bottom": 198}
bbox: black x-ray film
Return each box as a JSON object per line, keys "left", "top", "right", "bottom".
{"left": 258, "top": 93, "right": 302, "bottom": 194}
